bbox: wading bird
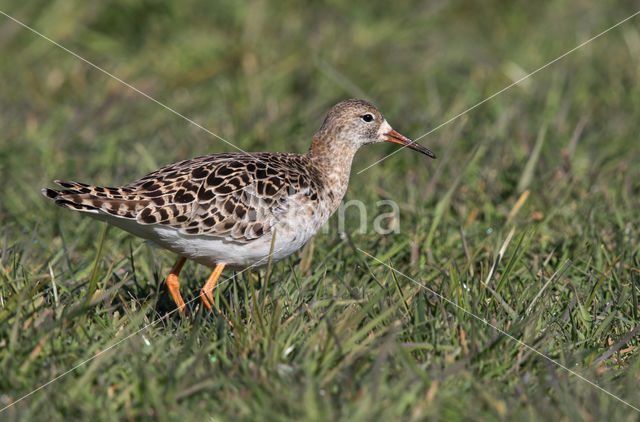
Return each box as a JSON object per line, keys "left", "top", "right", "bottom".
{"left": 43, "top": 99, "right": 436, "bottom": 314}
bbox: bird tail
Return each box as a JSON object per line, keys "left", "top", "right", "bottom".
{"left": 41, "top": 180, "right": 147, "bottom": 219}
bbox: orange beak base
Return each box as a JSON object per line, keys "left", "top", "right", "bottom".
{"left": 385, "top": 129, "right": 436, "bottom": 159}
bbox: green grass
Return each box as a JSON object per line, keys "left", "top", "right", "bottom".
{"left": 1, "top": 0, "right": 640, "bottom": 420}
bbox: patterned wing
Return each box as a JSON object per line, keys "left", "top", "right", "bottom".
{"left": 126, "top": 152, "right": 317, "bottom": 242}
{"left": 43, "top": 152, "right": 319, "bottom": 243}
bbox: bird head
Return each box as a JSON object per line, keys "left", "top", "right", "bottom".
{"left": 313, "top": 99, "right": 436, "bottom": 159}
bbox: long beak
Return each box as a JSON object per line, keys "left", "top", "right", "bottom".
{"left": 385, "top": 129, "right": 436, "bottom": 159}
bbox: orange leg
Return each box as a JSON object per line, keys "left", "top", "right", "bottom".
{"left": 200, "top": 264, "right": 225, "bottom": 312}
{"left": 166, "top": 257, "right": 187, "bottom": 313}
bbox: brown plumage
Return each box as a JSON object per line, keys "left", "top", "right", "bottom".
{"left": 42, "top": 99, "right": 436, "bottom": 313}
{"left": 44, "top": 152, "right": 323, "bottom": 242}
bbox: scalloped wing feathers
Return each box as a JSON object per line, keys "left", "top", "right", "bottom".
{"left": 43, "top": 152, "right": 322, "bottom": 243}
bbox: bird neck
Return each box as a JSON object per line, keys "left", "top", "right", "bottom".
{"left": 307, "top": 135, "right": 359, "bottom": 209}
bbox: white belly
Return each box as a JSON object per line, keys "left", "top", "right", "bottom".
{"left": 149, "top": 222, "right": 314, "bottom": 269}
{"left": 100, "top": 210, "right": 322, "bottom": 269}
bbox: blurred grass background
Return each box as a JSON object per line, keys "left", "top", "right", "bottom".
{"left": 1, "top": 0, "right": 640, "bottom": 420}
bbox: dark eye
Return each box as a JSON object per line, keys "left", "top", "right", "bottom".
{"left": 361, "top": 113, "right": 374, "bottom": 123}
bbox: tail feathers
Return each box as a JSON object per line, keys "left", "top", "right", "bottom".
{"left": 41, "top": 181, "right": 151, "bottom": 219}
{"left": 53, "top": 180, "right": 137, "bottom": 199}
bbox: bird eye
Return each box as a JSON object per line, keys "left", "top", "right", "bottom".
{"left": 361, "top": 113, "right": 374, "bottom": 123}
